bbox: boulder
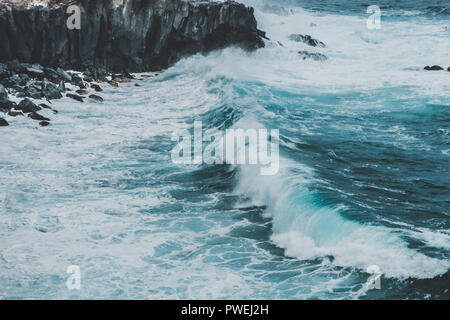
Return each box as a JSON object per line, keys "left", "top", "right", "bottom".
{"left": 28, "top": 112, "right": 50, "bottom": 121}
{"left": 289, "top": 34, "right": 326, "bottom": 48}
{"left": 0, "top": 117, "right": 9, "bottom": 126}
{"left": 424, "top": 65, "right": 443, "bottom": 71}
{"left": 42, "top": 82, "right": 63, "bottom": 100}
{"left": 66, "top": 93, "right": 84, "bottom": 102}
{"left": 89, "top": 94, "right": 104, "bottom": 102}
{"left": 17, "top": 98, "right": 41, "bottom": 113}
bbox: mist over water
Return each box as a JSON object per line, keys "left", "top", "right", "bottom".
{"left": 0, "top": 0, "right": 449, "bottom": 299}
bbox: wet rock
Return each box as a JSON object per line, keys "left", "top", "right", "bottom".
{"left": 57, "top": 68, "right": 72, "bottom": 82}
{"left": 0, "top": 84, "right": 8, "bottom": 102}
{"left": 42, "top": 82, "right": 63, "bottom": 100}
{"left": 39, "top": 103, "right": 52, "bottom": 109}
{"left": 28, "top": 112, "right": 50, "bottom": 121}
{"left": 447, "top": 67, "right": 450, "bottom": 72}
{"left": 424, "top": 65, "right": 443, "bottom": 71}
{"left": 24, "top": 84, "right": 43, "bottom": 99}
{"left": 25, "top": 66, "right": 45, "bottom": 78}
{"left": 66, "top": 93, "right": 84, "bottom": 102}
{"left": 108, "top": 81, "right": 119, "bottom": 88}
{"left": 17, "top": 98, "right": 41, "bottom": 113}
{"left": 70, "top": 74, "right": 84, "bottom": 87}
{"left": 89, "top": 94, "right": 104, "bottom": 102}
{"left": 76, "top": 89, "right": 89, "bottom": 95}
{"left": 113, "top": 77, "right": 132, "bottom": 83}
{"left": 134, "top": 83, "right": 141, "bottom": 87}
{"left": 58, "top": 80, "right": 66, "bottom": 93}
{"left": 289, "top": 34, "right": 326, "bottom": 48}
{"left": 298, "top": 51, "right": 328, "bottom": 62}
{"left": 39, "top": 121, "right": 51, "bottom": 127}
{"left": 8, "top": 111, "right": 24, "bottom": 117}
{"left": 0, "top": 100, "right": 14, "bottom": 113}
{"left": 91, "top": 84, "right": 103, "bottom": 92}
{"left": 0, "top": 117, "right": 9, "bottom": 126}
{"left": 44, "top": 67, "right": 62, "bottom": 83}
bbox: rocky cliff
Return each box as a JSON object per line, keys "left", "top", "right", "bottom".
{"left": 0, "top": 0, "right": 265, "bottom": 72}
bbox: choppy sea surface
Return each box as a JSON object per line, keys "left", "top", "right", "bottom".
{"left": 0, "top": 0, "right": 449, "bottom": 299}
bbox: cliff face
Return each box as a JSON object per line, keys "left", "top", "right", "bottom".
{"left": 0, "top": 0, "right": 265, "bottom": 72}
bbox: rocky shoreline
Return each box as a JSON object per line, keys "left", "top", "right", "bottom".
{"left": 0, "top": 0, "right": 267, "bottom": 127}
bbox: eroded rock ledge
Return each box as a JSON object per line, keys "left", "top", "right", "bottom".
{"left": 0, "top": 0, "right": 265, "bottom": 72}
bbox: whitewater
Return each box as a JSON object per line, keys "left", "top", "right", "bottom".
{"left": 0, "top": 0, "right": 449, "bottom": 299}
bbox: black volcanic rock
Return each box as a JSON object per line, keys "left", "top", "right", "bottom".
{"left": 28, "top": 112, "right": 50, "bottom": 121}
{"left": 289, "top": 34, "right": 326, "bottom": 48}
{"left": 298, "top": 51, "right": 328, "bottom": 62}
{"left": 66, "top": 93, "right": 84, "bottom": 102}
{"left": 424, "top": 65, "right": 443, "bottom": 71}
{"left": 42, "top": 81, "right": 63, "bottom": 100}
{"left": 17, "top": 98, "right": 41, "bottom": 113}
{"left": 0, "top": 0, "right": 265, "bottom": 73}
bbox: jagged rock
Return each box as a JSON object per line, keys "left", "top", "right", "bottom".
{"left": 25, "top": 66, "right": 45, "bottom": 78}
{"left": 0, "top": 100, "right": 14, "bottom": 113}
{"left": 24, "top": 85, "right": 43, "bottom": 99}
{"left": 28, "top": 112, "right": 50, "bottom": 121}
{"left": 8, "top": 111, "right": 23, "bottom": 117}
{"left": 0, "top": 117, "right": 8, "bottom": 126}
{"left": 89, "top": 94, "right": 104, "bottom": 102}
{"left": 298, "top": 51, "right": 328, "bottom": 62}
{"left": 17, "top": 98, "right": 41, "bottom": 113}
{"left": 39, "top": 121, "right": 50, "bottom": 127}
{"left": 66, "top": 93, "right": 84, "bottom": 102}
{"left": 91, "top": 84, "right": 103, "bottom": 92}
{"left": 57, "top": 68, "right": 72, "bottom": 82}
{"left": 0, "top": 0, "right": 265, "bottom": 73}
{"left": 289, "top": 34, "right": 326, "bottom": 48}
{"left": 424, "top": 65, "right": 443, "bottom": 71}
{"left": 44, "top": 67, "right": 62, "bottom": 83}
{"left": 42, "top": 81, "right": 63, "bottom": 100}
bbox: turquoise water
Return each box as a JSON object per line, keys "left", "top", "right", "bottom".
{"left": 0, "top": 0, "right": 449, "bottom": 299}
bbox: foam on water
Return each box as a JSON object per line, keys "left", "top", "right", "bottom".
{"left": 0, "top": 0, "right": 448, "bottom": 299}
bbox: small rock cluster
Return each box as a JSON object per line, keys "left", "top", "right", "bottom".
{"left": 0, "top": 60, "right": 147, "bottom": 127}
{"left": 424, "top": 65, "right": 450, "bottom": 71}
{"left": 288, "top": 34, "right": 328, "bottom": 62}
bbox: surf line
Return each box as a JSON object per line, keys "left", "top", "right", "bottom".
{"left": 181, "top": 304, "right": 215, "bottom": 318}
